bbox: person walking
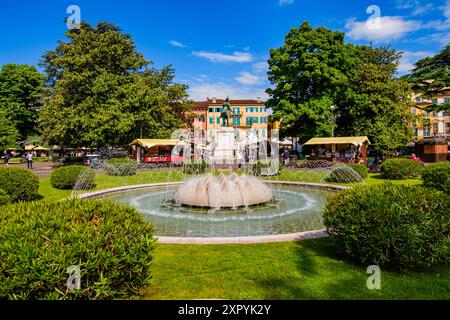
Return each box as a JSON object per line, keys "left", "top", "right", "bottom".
{"left": 26, "top": 152, "right": 33, "bottom": 169}
{"left": 3, "top": 151, "right": 11, "bottom": 167}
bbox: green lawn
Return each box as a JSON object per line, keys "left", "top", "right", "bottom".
{"left": 147, "top": 239, "right": 449, "bottom": 300}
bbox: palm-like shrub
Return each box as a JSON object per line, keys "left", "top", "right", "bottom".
{"left": 328, "top": 166, "right": 364, "bottom": 183}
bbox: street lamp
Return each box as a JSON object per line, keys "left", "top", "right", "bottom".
{"left": 330, "top": 105, "right": 336, "bottom": 137}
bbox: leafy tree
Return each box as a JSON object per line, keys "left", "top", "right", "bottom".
{"left": 339, "top": 47, "right": 415, "bottom": 153}
{"left": 403, "top": 45, "right": 450, "bottom": 112}
{"left": 266, "top": 22, "right": 415, "bottom": 153}
{"left": 39, "top": 22, "right": 191, "bottom": 147}
{"left": 0, "top": 64, "right": 44, "bottom": 139}
{"left": 0, "top": 109, "right": 19, "bottom": 151}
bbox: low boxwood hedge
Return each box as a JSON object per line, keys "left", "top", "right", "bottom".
{"left": 0, "top": 199, "right": 156, "bottom": 300}
{"left": 50, "top": 165, "right": 95, "bottom": 190}
{"left": 104, "top": 158, "right": 139, "bottom": 176}
{"left": 422, "top": 162, "right": 450, "bottom": 194}
{"left": 380, "top": 158, "right": 424, "bottom": 180}
{"left": 323, "top": 183, "right": 450, "bottom": 269}
{"left": 0, "top": 167, "right": 39, "bottom": 202}
{"left": 328, "top": 165, "right": 364, "bottom": 183}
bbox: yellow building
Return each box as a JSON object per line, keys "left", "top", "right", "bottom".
{"left": 194, "top": 98, "right": 269, "bottom": 143}
{"left": 412, "top": 87, "right": 450, "bottom": 141}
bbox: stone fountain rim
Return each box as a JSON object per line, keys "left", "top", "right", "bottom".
{"left": 75, "top": 181, "right": 351, "bottom": 245}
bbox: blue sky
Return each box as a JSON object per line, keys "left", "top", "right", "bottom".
{"left": 1, "top": 0, "right": 449, "bottom": 100}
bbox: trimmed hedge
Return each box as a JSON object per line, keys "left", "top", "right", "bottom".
{"left": 422, "top": 162, "right": 450, "bottom": 194}
{"left": 296, "top": 160, "right": 334, "bottom": 169}
{"left": 0, "top": 199, "right": 156, "bottom": 299}
{"left": 0, "top": 189, "right": 10, "bottom": 206}
{"left": 328, "top": 166, "right": 364, "bottom": 183}
{"left": 183, "top": 160, "right": 209, "bottom": 175}
{"left": 50, "top": 165, "right": 95, "bottom": 190}
{"left": 104, "top": 158, "right": 139, "bottom": 176}
{"left": 0, "top": 167, "right": 39, "bottom": 202}
{"left": 324, "top": 183, "right": 450, "bottom": 269}
{"left": 347, "top": 163, "right": 368, "bottom": 179}
{"left": 380, "top": 158, "right": 424, "bottom": 180}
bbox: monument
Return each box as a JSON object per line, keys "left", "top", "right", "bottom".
{"left": 214, "top": 97, "right": 236, "bottom": 165}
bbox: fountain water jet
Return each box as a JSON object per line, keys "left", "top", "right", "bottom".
{"left": 175, "top": 173, "right": 273, "bottom": 208}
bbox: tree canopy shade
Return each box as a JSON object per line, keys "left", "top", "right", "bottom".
{"left": 0, "top": 64, "right": 44, "bottom": 140}
{"left": 38, "top": 22, "right": 191, "bottom": 148}
{"left": 266, "top": 22, "right": 415, "bottom": 153}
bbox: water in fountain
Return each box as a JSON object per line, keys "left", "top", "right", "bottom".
{"left": 175, "top": 173, "right": 273, "bottom": 208}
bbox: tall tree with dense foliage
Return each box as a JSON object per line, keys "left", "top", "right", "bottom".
{"left": 39, "top": 22, "right": 191, "bottom": 147}
{"left": 339, "top": 47, "right": 415, "bottom": 153}
{"left": 0, "top": 109, "right": 19, "bottom": 151}
{"left": 266, "top": 22, "right": 415, "bottom": 152}
{"left": 266, "top": 22, "right": 361, "bottom": 140}
{"left": 0, "top": 64, "right": 44, "bottom": 140}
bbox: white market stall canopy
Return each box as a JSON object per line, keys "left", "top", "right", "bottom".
{"left": 303, "top": 136, "right": 371, "bottom": 147}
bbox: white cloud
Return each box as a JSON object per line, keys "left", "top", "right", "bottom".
{"left": 411, "top": 3, "right": 434, "bottom": 16}
{"left": 252, "top": 61, "right": 269, "bottom": 74}
{"left": 169, "top": 40, "right": 186, "bottom": 48}
{"left": 235, "top": 72, "right": 261, "bottom": 85}
{"left": 279, "top": 0, "right": 294, "bottom": 6}
{"left": 346, "top": 16, "right": 421, "bottom": 41}
{"left": 188, "top": 82, "right": 268, "bottom": 101}
{"left": 192, "top": 51, "right": 253, "bottom": 63}
{"left": 398, "top": 50, "right": 434, "bottom": 73}
{"left": 414, "top": 31, "right": 450, "bottom": 45}
{"left": 445, "top": 0, "right": 450, "bottom": 20}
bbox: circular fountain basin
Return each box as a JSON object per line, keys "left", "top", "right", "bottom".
{"left": 86, "top": 182, "right": 341, "bottom": 240}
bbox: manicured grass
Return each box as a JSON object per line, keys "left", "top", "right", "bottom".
{"left": 146, "top": 239, "right": 449, "bottom": 300}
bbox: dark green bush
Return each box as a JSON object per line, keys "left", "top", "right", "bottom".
{"left": 0, "top": 199, "right": 156, "bottom": 299}
{"left": 0, "top": 189, "right": 10, "bottom": 206}
{"left": 347, "top": 163, "right": 368, "bottom": 179}
{"left": 104, "top": 158, "right": 139, "bottom": 176}
{"left": 183, "top": 160, "right": 209, "bottom": 174}
{"left": 422, "top": 162, "right": 450, "bottom": 194}
{"left": 380, "top": 158, "right": 424, "bottom": 180}
{"left": 324, "top": 183, "right": 450, "bottom": 269}
{"left": 50, "top": 165, "right": 95, "bottom": 190}
{"left": 328, "top": 166, "right": 364, "bottom": 183}
{"left": 63, "top": 157, "right": 85, "bottom": 166}
{"left": 0, "top": 167, "right": 39, "bottom": 202}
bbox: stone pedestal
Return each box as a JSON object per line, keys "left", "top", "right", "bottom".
{"left": 214, "top": 127, "right": 236, "bottom": 165}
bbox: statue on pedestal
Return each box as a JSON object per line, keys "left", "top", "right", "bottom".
{"left": 220, "top": 97, "right": 233, "bottom": 127}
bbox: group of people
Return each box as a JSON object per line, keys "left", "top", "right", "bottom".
{"left": 2, "top": 151, "right": 34, "bottom": 169}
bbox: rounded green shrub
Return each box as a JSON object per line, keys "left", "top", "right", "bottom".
{"left": 328, "top": 166, "right": 364, "bottom": 183}
{"left": 0, "top": 199, "right": 156, "bottom": 300}
{"left": 0, "top": 167, "right": 39, "bottom": 202}
{"left": 104, "top": 158, "right": 139, "bottom": 176}
{"left": 50, "top": 165, "right": 95, "bottom": 190}
{"left": 324, "top": 183, "right": 450, "bottom": 269}
{"left": 422, "top": 162, "right": 450, "bottom": 194}
{"left": 380, "top": 158, "right": 424, "bottom": 180}
{"left": 347, "top": 163, "right": 368, "bottom": 179}
{"left": 0, "top": 189, "right": 11, "bottom": 206}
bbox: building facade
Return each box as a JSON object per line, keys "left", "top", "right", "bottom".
{"left": 192, "top": 98, "right": 269, "bottom": 143}
{"left": 412, "top": 87, "right": 450, "bottom": 141}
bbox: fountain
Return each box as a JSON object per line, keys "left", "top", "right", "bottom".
{"left": 175, "top": 173, "right": 273, "bottom": 208}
